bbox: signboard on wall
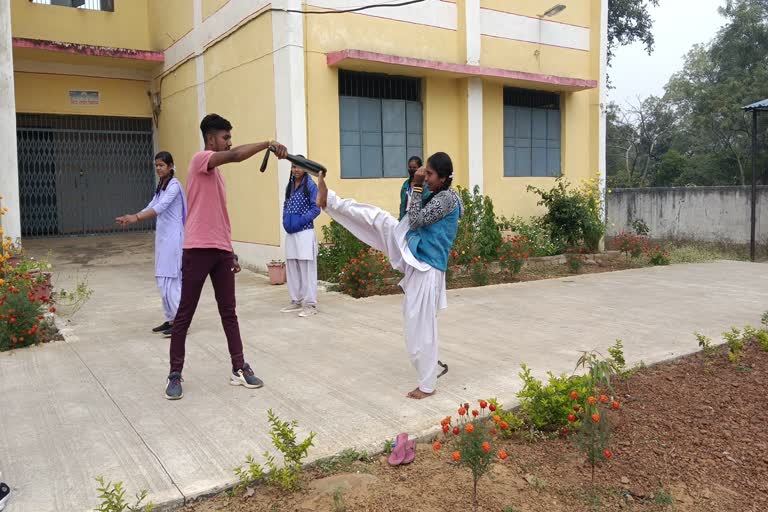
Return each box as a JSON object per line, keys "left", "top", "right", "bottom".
{"left": 69, "top": 90, "right": 100, "bottom": 106}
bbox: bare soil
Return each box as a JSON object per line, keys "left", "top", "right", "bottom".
{"left": 185, "top": 343, "right": 768, "bottom": 512}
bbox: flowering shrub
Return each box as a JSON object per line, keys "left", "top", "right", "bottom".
{"left": 0, "top": 210, "right": 54, "bottom": 351}
{"left": 565, "top": 246, "right": 588, "bottom": 273}
{"left": 469, "top": 256, "right": 490, "bottom": 286}
{"left": 645, "top": 244, "right": 670, "bottom": 265}
{"left": 318, "top": 220, "right": 368, "bottom": 282}
{"left": 338, "top": 248, "right": 398, "bottom": 298}
{"left": 517, "top": 364, "right": 590, "bottom": 432}
{"left": 569, "top": 351, "right": 621, "bottom": 485}
{"left": 497, "top": 235, "right": 531, "bottom": 276}
{"left": 612, "top": 231, "right": 647, "bottom": 259}
{"left": 434, "top": 400, "right": 509, "bottom": 508}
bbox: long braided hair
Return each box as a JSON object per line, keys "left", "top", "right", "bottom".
{"left": 422, "top": 152, "right": 453, "bottom": 206}
{"left": 284, "top": 157, "right": 311, "bottom": 205}
{"left": 154, "top": 151, "right": 175, "bottom": 195}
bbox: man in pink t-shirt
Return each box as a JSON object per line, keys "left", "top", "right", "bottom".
{"left": 165, "top": 114, "right": 287, "bottom": 400}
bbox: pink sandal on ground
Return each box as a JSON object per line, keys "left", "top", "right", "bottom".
{"left": 387, "top": 433, "right": 410, "bottom": 466}
{"left": 402, "top": 440, "right": 416, "bottom": 465}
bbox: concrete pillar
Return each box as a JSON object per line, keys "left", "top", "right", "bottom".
{"left": 464, "top": 0, "right": 483, "bottom": 193}
{"left": 0, "top": 0, "right": 21, "bottom": 242}
{"left": 272, "top": 0, "right": 307, "bottom": 252}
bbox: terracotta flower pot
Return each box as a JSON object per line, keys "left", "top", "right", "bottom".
{"left": 267, "top": 261, "right": 286, "bottom": 285}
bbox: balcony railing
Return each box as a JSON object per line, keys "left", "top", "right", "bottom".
{"left": 30, "top": 0, "right": 114, "bottom": 12}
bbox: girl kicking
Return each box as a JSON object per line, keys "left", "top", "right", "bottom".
{"left": 317, "top": 152, "right": 463, "bottom": 399}
{"left": 281, "top": 159, "right": 321, "bottom": 317}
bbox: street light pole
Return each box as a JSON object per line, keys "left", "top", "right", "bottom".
{"left": 751, "top": 110, "right": 758, "bottom": 262}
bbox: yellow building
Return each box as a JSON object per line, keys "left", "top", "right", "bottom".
{"left": 2, "top": 0, "right": 607, "bottom": 270}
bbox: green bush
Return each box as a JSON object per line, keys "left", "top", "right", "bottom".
{"left": 453, "top": 186, "right": 503, "bottom": 264}
{"left": 501, "top": 216, "right": 562, "bottom": 257}
{"left": 94, "top": 477, "right": 154, "bottom": 512}
{"left": 517, "top": 364, "right": 590, "bottom": 431}
{"left": 317, "top": 220, "right": 368, "bottom": 282}
{"left": 527, "top": 177, "right": 605, "bottom": 253}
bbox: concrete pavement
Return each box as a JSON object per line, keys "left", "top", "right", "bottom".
{"left": 1, "top": 233, "right": 767, "bottom": 511}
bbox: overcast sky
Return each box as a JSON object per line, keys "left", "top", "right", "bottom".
{"left": 608, "top": 0, "right": 727, "bottom": 107}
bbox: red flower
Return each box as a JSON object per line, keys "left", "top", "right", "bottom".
{"left": 453, "top": 426, "right": 460, "bottom": 436}
{"left": 433, "top": 441, "right": 442, "bottom": 451}
{"left": 489, "top": 404, "right": 497, "bottom": 412}
{"left": 573, "top": 405, "right": 581, "bottom": 412}
{"left": 442, "top": 424, "right": 450, "bottom": 433}
{"left": 567, "top": 414, "right": 577, "bottom": 423}
{"left": 498, "top": 450, "right": 508, "bottom": 460}
{"left": 481, "top": 442, "right": 491, "bottom": 452}
{"left": 570, "top": 391, "right": 579, "bottom": 400}
{"left": 464, "top": 402, "right": 470, "bottom": 411}
{"left": 591, "top": 414, "right": 600, "bottom": 423}
{"left": 611, "top": 401, "right": 621, "bottom": 410}
{"left": 458, "top": 407, "right": 466, "bottom": 416}
{"left": 499, "top": 421, "right": 509, "bottom": 431}
{"left": 490, "top": 428, "right": 498, "bottom": 435}
{"left": 49, "top": 307, "right": 56, "bottom": 313}
{"left": 472, "top": 410, "right": 479, "bottom": 418}
{"left": 479, "top": 400, "right": 488, "bottom": 409}
{"left": 603, "top": 449, "right": 613, "bottom": 458}
{"left": 599, "top": 395, "right": 609, "bottom": 404}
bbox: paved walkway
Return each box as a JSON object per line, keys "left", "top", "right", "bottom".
{"left": 1, "top": 233, "right": 767, "bottom": 511}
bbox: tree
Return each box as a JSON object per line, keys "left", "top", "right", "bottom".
{"left": 607, "top": 0, "right": 661, "bottom": 67}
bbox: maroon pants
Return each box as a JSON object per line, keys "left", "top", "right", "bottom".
{"left": 169, "top": 249, "right": 245, "bottom": 373}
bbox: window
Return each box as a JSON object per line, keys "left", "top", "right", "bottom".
{"left": 339, "top": 70, "right": 423, "bottom": 179}
{"left": 503, "top": 88, "right": 561, "bottom": 177}
{"left": 31, "top": 0, "right": 114, "bottom": 12}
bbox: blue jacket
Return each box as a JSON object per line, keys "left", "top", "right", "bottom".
{"left": 282, "top": 176, "right": 320, "bottom": 234}
{"left": 405, "top": 190, "right": 463, "bottom": 272}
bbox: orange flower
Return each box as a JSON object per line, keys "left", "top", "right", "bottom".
{"left": 611, "top": 401, "right": 620, "bottom": 410}
{"left": 492, "top": 415, "right": 501, "bottom": 424}
{"left": 588, "top": 396, "right": 597, "bottom": 405}
{"left": 433, "top": 441, "right": 442, "bottom": 451}
{"left": 591, "top": 413, "right": 600, "bottom": 423}
{"left": 498, "top": 450, "right": 508, "bottom": 460}
{"left": 481, "top": 442, "right": 491, "bottom": 452}
{"left": 465, "top": 424, "right": 475, "bottom": 433}
{"left": 452, "top": 451, "right": 461, "bottom": 462}
{"left": 599, "top": 395, "right": 609, "bottom": 403}
{"left": 569, "top": 391, "right": 579, "bottom": 400}
{"left": 499, "top": 421, "right": 509, "bottom": 431}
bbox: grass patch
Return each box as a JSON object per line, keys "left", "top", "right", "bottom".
{"left": 667, "top": 243, "right": 747, "bottom": 264}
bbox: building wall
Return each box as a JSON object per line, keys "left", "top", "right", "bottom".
{"left": 149, "top": 0, "right": 194, "bottom": 51}
{"left": 10, "top": 0, "right": 152, "bottom": 50}
{"left": 14, "top": 72, "right": 150, "bottom": 117}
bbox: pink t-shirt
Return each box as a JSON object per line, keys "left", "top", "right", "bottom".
{"left": 183, "top": 150, "right": 233, "bottom": 252}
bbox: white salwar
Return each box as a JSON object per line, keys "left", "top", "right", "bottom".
{"left": 285, "top": 229, "right": 318, "bottom": 306}
{"left": 157, "top": 276, "right": 181, "bottom": 322}
{"left": 324, "top": 190, "right": 447, "bottom": 394}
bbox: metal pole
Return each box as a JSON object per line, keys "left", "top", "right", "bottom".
{"left": 751, "top": 110, "right": 758, "bottom": 262}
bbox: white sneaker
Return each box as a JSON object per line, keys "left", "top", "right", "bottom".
{"left": 280, "top": 303, "right": 303, "bottom": 313}
{"left": 299, "top": 305, "right": 318, "bottom": 318}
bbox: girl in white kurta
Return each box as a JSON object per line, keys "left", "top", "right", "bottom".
{"left": 281, "top": 162, "right": 321, "bottom": 317}
{"left": 117, "top": 151, "right": 187, "bottom": 336}
{"left": 317, "top": 152, "right": 463, "bottom": 399}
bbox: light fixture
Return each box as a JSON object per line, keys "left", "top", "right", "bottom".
{"left": 540, "top": 4, "right": 566, "bottom": 17}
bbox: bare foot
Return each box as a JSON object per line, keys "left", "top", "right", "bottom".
{"left": 407, "top": 388, "right": 435, "bottom": 400}
{"left": 317, "top": 171, "right": 328, "bottom": 208}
